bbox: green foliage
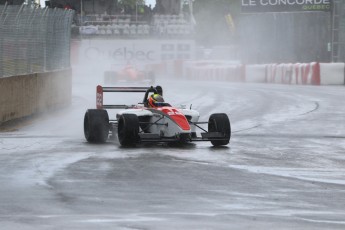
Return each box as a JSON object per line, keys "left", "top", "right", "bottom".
{"left": 193, "top": 0, "right": 241, "bottom": 46}
{"left": 118, "top": 0, "right": 145, "bottom": 11}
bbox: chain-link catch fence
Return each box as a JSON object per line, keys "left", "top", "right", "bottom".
{"left": 0, "top": 4, "right": 74, "bottom": 77}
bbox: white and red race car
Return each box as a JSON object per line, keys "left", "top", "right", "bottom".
{"left": 83, "top": 85, "right": 231, "bottom": 146}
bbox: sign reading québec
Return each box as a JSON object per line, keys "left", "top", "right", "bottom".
{"left": 241, "top": 0, "right": 332, "bottom": 13}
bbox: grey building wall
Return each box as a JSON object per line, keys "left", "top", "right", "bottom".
{"left": 239, "top": 11, "right": 331, "bottom": 64}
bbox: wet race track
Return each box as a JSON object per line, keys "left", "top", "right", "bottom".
{"left": 1, "top": 72, "right": 345, "bottom": 230}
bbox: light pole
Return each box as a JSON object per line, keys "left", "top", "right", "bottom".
{"left": 136, "top": 0, "right": 138, "bottom": 23}
{"left": 80, "top": 0, "right": 83, "bottom": 25}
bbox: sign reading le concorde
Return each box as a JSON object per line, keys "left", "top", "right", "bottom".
{"left": 241, "top": 0, "right": 331, "bottom": 13}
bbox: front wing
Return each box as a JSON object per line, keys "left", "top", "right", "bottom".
{"left": 110, "top": 121, "right": 228, "bottom": 143}
{"left": 138, "top": 132, "right": 229, "bottom": 143}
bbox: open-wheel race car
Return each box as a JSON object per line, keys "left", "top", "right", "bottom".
{"left": 104, "top": 64, "right": 155, "bottom": 85}
{"left": 83, "top": 85, "right": 231, "bottom": 146}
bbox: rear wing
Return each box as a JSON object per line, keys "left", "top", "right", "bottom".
{"left": 96, "top": 85, "right": 163, "bottom": 109}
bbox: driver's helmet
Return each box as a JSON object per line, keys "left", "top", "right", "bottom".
{"left": 148, "top": 94, "right": 165, "bottom": 107}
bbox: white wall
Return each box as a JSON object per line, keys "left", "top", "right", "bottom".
{"left": 320, "top": 63, "right": 345, "bottom": 85}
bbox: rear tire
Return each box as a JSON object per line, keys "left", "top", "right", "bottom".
{"left": 84, "top": 109, "right": 109, "bottom": 143}
{"left": 208, "top": 113, "right": 231, "bottom": 146}
{"left": 118, "top": 114, "right": 140, "bottom": 146}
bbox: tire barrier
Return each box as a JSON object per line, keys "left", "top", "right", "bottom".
{"left": 0, "top": 69, "right": 72, "bottom": 125}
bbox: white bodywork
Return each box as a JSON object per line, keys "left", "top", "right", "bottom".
{"left": 117, "top": 108, "right": 152, "bottom": 117}
{"left": 116, "top": 106, "right": 200, "bottom": 138}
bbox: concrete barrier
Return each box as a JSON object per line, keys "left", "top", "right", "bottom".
{"left": 0, "top": 69, "right": 72, "bottom": 125}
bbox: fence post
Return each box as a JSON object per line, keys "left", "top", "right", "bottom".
{"left": 0, "top": 3, "right": 7, "bottom": 77}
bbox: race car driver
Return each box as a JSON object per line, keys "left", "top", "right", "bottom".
{"left": 148, "top": 94, "right": 171, "bottom": 108}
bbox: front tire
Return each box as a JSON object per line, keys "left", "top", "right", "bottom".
{"left": 84, "top": 109, "right": 109, "bottom": 143}
{"left": 118, "top": 114, "right": 140, "bottom": 146}
{"left": 208, "top": 113, "right": 231, "bottom": 146}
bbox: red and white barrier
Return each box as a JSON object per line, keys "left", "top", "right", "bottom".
{"left": 182, "top": 60, "right": 244, "bottom": 82}
{"left": 265, "top": 62, "right": 320, "bottom": 85}
{"left": 180, "top": 61, "right": 344, "bottom": 85}
{"left": 246, "top": 62, "right": 344, "bottom": 85}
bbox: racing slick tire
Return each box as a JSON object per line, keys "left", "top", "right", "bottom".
{"left": 208, "top": 113, "right": 231, "bottom": 146}
{"left": 118, "top": 114, "right": 140, "bottom": 146}
{"left": 104, "top": 71, "right": 117, "bottom": 84}
{"left": 84, "top": 109, "right": 109, "bottom": 143}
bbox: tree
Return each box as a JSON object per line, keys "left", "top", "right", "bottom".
{"left": 117, "top": 0, "right": 145, "bottom": 14}
{"left": 193, "top": 0, "right": 241, "bottom": 46}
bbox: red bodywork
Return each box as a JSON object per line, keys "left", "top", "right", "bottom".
{"left": 113, "top": 65, "right": 148, "bottom": 81}
{"left": 104, "top": 64, "right": 154, "bottom": 84}
{"left": 119, "top": 65, "right": 143, "bottom": 80}
{"left": 157, "top": 107, "right": 191, "bottom": 131}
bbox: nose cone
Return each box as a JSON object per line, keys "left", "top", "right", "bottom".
{"left": 160, "top": 107, "right": 190, "bottom": 131}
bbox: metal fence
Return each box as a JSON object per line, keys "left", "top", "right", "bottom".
{"left": 333, "top": 0, "right": 345, "bottom": 63}
{"left": 0, "top": 4, "right": 74, "bottom": 77}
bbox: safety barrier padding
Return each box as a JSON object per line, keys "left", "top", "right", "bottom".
{"left": 154, "top": 60, "right": 344, "bottom": 86}
{"left": 245, "top": 64, "right": 266, "bottom": 83}
{"left": 320, "top": 63, "right": 345, "bottom": 85}
{"left": 246, "top": 62, "right": 343, "bottom": 85}
{"left": 0, "top": 69, "right": 72, "bottom": 125}
{"left": 182, "top": 61, "right": 244, "bottom": 82}
{"left": 265, "top": 63, "right": 320, "bottom": 85}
